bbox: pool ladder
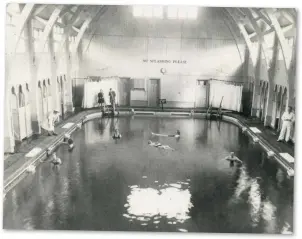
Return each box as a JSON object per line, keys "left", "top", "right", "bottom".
{"left": 206, "top": 97, "right": 223, "bottom": 120}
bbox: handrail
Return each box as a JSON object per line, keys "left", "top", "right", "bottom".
{"left": 218, "top": 96, "right": 224, "bottom": 118}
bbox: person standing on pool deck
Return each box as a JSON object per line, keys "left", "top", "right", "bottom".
{"left": 47, "top": 110, "right": 60, "bottom": 136}
{"left": 223, "top": 152, "right": 242, "bottom": 166}
{"left": 97, "top": 89, "right": 105, "bottom": 111}
{"left": 277, "top": 106, "right": 295, "bottom": 143}
{"left": 109, "top": 88, "right": 116, "bottom": 112}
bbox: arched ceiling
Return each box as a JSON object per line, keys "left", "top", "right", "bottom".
{"left": 6, "top": 4, "right": 297, "bottom": 60}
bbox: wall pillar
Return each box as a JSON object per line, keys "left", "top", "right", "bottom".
{"left": 251, "top": 44, "right": 262, "bottom": 117}
{"left": 49, "top": 31, "right": 59, "bottom": 112}
{"left": 63, "top": 21, "right": 73, "bottom": 113}
{"left": 287, "top": 39, "right": 296, "bottom": 108}
{"left": 4, "top": 57, "right": 15, "bottom": 153}
{"left": 264, "top": 33, "right": 279, "bottom": 126}
{"left": 25, "top": 19, "right": 40, "bottom": 133}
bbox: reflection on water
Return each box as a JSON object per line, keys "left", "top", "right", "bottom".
{"left": 248, "top": 178, "right": 262, "bottom": 227}
{"left": 281, "top": 222, "right": 292, "bottom": 234}
{"left": 124, "top": 183, "right": 192, "bottom": 225}
{"left": 261, "top": 199, "right": 277, "bottom": 233}
{"left": 231, "top": 166, "right": 250, "bottom": 203}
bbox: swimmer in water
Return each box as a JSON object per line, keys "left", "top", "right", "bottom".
{"left": 63, "top": 134, "right": 74, "bottom": 151}
{"left": 148, "top": 140, "right": 174, "bottom": 150}
{"left": 151, "top": 130, "right": 180, "bottom": 138}
{"left": 112, "top": 128, "right": 122, "bottom": 139}
{"left": 51, "top": 153, "right": 62, "bottom": 165}
{"left": 223, "top": 152, "right": 242, "bottom": 166}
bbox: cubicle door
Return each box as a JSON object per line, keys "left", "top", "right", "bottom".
{"left": 25, "top": 104, "right": 32, "bottom": 137}
{"left": 72, "top": 78, "right": 84, "bottom": 108}
{"left": 261, "top": 87, "right": 267, "bottom": 122}
{"left": 278, "top": 89, "right": 287, "bottom": 131}
{"left": 148, "top": 79, "right": 160, "bottom": 107}
{"left": 195, "top": 80, "right": 208, "bottom": 108}
{"left": 11, "top": 109, "right": 20, "bottom": 141}
{"left": 18, "top": 107, "right": 27, "bottom": 140}
{"left": 118, "top": 78, "right": 131, "bottom": 106}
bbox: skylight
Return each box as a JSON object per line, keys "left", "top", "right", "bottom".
{"left": 133, "top": 6, "right": 163, "bottom": 19}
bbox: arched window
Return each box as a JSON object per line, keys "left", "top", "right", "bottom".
{"left": 18, "top": 85, "right": 25, "bottom": 107}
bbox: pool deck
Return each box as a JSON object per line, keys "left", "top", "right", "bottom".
{"left": 3, "top": 108, "right": 295, "bottom": 194}
{"left": 3, "top": 110, "right": 100, "bottom": 194}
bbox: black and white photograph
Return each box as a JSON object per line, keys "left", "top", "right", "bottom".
{"left": 1, "top": 0, "right": 298, "bottom": 235}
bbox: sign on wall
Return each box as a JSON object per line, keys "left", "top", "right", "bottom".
{"left": 142, "top": 59, "right": 187, "bottom": 64}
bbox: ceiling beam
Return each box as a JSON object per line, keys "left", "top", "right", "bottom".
{"left": 32, "top": 4, "right": 47, "bottom": 16}
{"left": 73, "top": 17, "right": 92, "bottom": 51}
{"left": 280, "top": 10, "right": 295, "bottom": 24}
{"left": 34, "top": 16, "right": 48, "bottom": 25}
{"left": 250, "top": 23, "right": 294, "bottom": 42}
{"left": 58, "top": 5, "right": 75, "bottom": 18}
{"left": 83, "top": 6, "right": 109, "bottom": 52}
{"left": 242, "top": 9, "right": 270, "bottom": 70}
{"left": 14, "top": 3, "right": 35, "bottom": 52}
{"left": 252, "top": 8, "right": 272, "bottom": 26}
{"left": 73, "top": 6, "right": 105, "bottom": 51}
{"left": 222, "top": 9, "right": 244, "bottom": 63}
{"left": 55, "top": 22, "right": 65, "bottom": 28}
{"left": 225, "top": 8, "right": 257, "bottom": 67}
{"left": 56, "top": 6, "right": 84, "bottom": 53}
{"left": 265, "top": 8, "right": 292, "bottom": 82}
{"left": 72, "top": 26, "right": 80, "bottom": 33}
{"left": 38, "top": 6, "right": 65, "bottom": 52}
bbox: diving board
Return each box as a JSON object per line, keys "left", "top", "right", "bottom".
{"left": 249, "top": 127, "right": 262, "bottom": 133}
{"left": 280, "top": 153, "right": 295, "bottom": 163}
{"left": 25, "top": 147, "right": 42, "bottom": 158}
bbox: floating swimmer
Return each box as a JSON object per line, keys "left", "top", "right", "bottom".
{"left": 223, "top": 152, "right": 242, "bottom": 166}
{"left": 148, "top": 140, "right": 174, "bottom": 150}
{"left": 151, "top": 130, "right": 180, "bottom": 138}
{"left": 51, "top": 153, "right": 62, "bottom": 165}
{"left": 112, "top": 128, "right": 122, "bottom": 139}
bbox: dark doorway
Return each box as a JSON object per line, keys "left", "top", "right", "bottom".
{"left": 148, "top": 79, "right": 160, "bottom": 107}
{"left": 118, "top": 77, "right": 132, "bottom": 106}
{"left": 72, "top": 78, "right": 85, "bottom": 108}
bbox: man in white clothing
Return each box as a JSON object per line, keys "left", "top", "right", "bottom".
{"left": 47, "top": 110, "right": 60, "bottom": 136}
{"left": 277, "top": 106, "right": 295, "bottom": 143}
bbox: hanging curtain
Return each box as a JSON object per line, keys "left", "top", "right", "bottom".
{"left": 82, "top": 77, "right": 119, "bottom": 108}
{"left": 209, "top": 80, "right": 243, "bottom": 112}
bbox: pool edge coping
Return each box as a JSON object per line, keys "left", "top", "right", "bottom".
{"left": 3, "top": 111, "right": 294, "bottom": 196}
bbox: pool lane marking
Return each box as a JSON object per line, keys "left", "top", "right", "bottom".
{"left": 279, "top": 153, "right": 295, "bottom": 163}
{"left": 249, "top": 127, "right": 262, "bottom": 134}
{"left": 25, "top": 147, "right": 42, "bottom": 158}
{"left": 62, "top": 122, "right": 74, "bottom": 129}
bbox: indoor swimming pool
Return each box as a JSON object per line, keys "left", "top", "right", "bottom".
{"left": 3, "top": 116, "right": 294, "bottom": 233}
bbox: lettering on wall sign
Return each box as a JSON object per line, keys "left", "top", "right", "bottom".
{"left": 142, "top": 59, "right": 187, "bottom": 64}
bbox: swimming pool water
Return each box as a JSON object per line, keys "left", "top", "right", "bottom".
{"left": 3, "top": 116, "right": 294, "bottom": 233}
